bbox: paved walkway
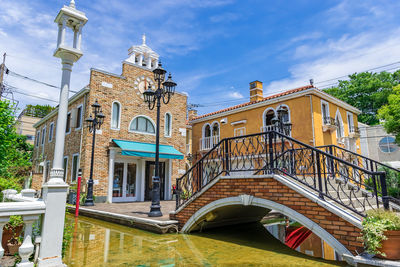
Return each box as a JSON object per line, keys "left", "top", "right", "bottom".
{"left": 83, "top": 201, "right": 175, "bottom": 221}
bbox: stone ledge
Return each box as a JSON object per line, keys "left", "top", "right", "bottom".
{"left": 67, "top": 206, "right": 178, "bottom": 234}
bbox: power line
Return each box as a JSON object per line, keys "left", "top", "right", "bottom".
{"left": 6, "top": 69, "right": 79, "bottom": 93}
{"left": 4, "top": 84, "right": 59, "bottom": 103}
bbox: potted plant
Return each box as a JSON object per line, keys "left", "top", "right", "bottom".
{"left": 2, "top": 216, "right": 24, "bottom": 256}
{"left": 361, "top": 209, "right": 400, "bottom": 260}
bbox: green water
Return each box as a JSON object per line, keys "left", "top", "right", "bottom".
{"left": 64, "top": 215, "right": 345, "bottom": 267}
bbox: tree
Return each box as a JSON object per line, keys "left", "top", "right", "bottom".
{"left": 378, "top": 84, "right": 400, "bottom": 145}
{"left": 24, "top": 104, "right": 55, "bottom": 118}
{"left": 0, "top": 100, "right": 33, "bottom": 191}
{"left": 324, "top": 70, "right": 400, "bottom": 125}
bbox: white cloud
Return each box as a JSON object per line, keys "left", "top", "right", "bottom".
{"left": 228, "top": 91, "right": 243, "bottom": 99}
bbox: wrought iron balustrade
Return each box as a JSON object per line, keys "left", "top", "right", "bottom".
{"left": 349, "top": 126, "right": 360, "bottom": 134}
{"left": 323, "top": 116, "right": 336, "bottom": 126}
{"left": 176, "top": 130, "right": 392, "bottom": 217}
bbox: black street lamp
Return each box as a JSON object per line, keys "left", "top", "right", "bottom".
{"left": 83, "top": 99, "right": 105, "bottom": 206}
{"left": 143, "top": 62, "right": 177, "bottom": 217}
{"left": 274, "top": 106, "right": 292, "bottom": 136}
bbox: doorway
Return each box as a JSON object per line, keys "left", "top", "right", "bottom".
{"left": 145, "top": 161, "right": 165, "bottom": 201}
{"left": 112, "top": 161, "right": 137, "bottom": 202}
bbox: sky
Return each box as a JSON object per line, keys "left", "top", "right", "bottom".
{"left": 1, "top": 0, "right": 400, "bottom": 116}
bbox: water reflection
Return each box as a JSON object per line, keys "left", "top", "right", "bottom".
{"left": 64, "top": 215, "right": 344, "bottom": 266}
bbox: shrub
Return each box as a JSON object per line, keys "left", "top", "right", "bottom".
{"left": 361, "top": 209, "right": 400, "bottom": 256}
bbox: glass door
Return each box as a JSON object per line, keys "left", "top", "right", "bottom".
{"left": 113, "top": 161, "right": 137, "bottom": 202}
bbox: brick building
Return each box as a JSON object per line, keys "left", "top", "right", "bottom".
{"left": 31, "top": 37, "right": 187, "bottom": 203}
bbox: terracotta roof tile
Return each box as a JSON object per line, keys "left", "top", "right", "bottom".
{"left": 190, "top": 85, "right": 314, "bottom": 121}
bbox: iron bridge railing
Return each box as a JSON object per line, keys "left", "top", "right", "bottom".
{"left": 176, "top": 131, "right": 391, "bottom": 216}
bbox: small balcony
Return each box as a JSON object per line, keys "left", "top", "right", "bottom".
{"left": 261, "top": 124, "right": 292, "bottom": 136}
{"left": 322, "top": 117, "right": 337, "bottom": 132}
{"left": 200, "top": 135, "right": 220, "bottom": 151}
{"left": 348, "top": 126, "right": 360, "bottom": 138}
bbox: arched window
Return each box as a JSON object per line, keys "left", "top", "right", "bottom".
{"left": 111, "top": 102, "right": 121, "bottom": 129}
{"left": 212, "top": 122, "right": 219, "bottom": 136}
{"left": 265, "top": 109, "right": 275, "bottom": 126}
{"left": 165, "top": 113, "right": 172, "bottom": 137}
{"left": 335, "top": 111, "right": 344, "bottom": 139}
{"left": 129, "top": 116, "right": 155, "bottom": 134}
{"left": 204, "top": 124, "right": 211, "bottom": 138}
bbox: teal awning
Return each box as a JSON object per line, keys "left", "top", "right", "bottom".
{"left": 112, "top": 139, "right": 184, "bottom": 160}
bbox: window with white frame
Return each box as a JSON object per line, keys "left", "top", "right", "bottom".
{"left": 347, "top": 112, "right": 354, "bottom": 133}
{"left": 75, "top": 105, "right": 83, "bottom": 129}
{"left": 111, "top": 102, "right": 121, "bottom": 129}
{"left": 321, "top": 100, "right": 330, "bottom": 124}
{"left": 278, "top": 105, "right": 290, "bottom": 123}
{"left": 71, "top": 154, "right": 79, "bottom": 182}
{"left": 335, "top": 111, "right": 344, "bottom": 139}
{"left": 265, "top": 109, "right": 275, "bottom": 126}
{"left": 165, "top": 113, "right": 172, "bottom": 137}
{"left": 379, "top": 137, "right": 398, "bottom": 153}
{"left": 45, "top": 160, "right": 51, "bottom": 182}
{"left": 129, "top": 116, "right": 155, "bottom": 134}
{"left": 48, "top": 122, "right": 54, "bottom": 142}
{"left": 234, "top": 127, "right": 246, "bottom": 137}
{"left": 66, "top": 112, "right": 71, "bottom": 133}
{"left": 36, "top": 131, "right": 40, "bottom": 147}
{"left": 41, "top": 127, "right": 46, "bottom": 146}
{"left": 63, "top": 156, "right": 68, "bottom": 181}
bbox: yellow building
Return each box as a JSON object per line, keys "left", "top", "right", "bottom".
{"left": 190, "top": 81, "right": 361, "bottom": 157}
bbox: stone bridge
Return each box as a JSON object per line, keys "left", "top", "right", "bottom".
{"left": 170, "top": 174, "right": 363, "bottom": 259}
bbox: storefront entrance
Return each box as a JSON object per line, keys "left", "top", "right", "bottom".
{"left": 112, "top": 160, "right": 137, "bottom": 202}
{"left": 145, "top": 161, "right": 165, "bottom": 201}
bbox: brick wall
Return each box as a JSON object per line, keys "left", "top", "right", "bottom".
{"left": 31, "top": 61, "right": 187, "bottom": 200}
{"left": 171, "top": 177, "right": 363, "bottom": 255}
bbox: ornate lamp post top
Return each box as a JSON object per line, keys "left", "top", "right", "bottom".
{"left": 54, "top": 0, "right": 88, "bottom": 62}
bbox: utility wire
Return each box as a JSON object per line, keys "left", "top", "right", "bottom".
{"left": 4, "top": 84, "right": 59, "bottom": 103}
{"left": 6, "top": 69, "right": 79, "bottom": 93}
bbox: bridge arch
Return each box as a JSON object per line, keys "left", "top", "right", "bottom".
{"left": 181, "top": 195, "right": 352, "bottom": 257}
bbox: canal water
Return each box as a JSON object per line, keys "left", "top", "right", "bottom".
{"left": 64, "top": 215, "right": 345, "bottom": 266}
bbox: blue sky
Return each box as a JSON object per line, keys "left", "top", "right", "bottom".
{"left": 1, "top": 0, "right": 400, "bottom": 115}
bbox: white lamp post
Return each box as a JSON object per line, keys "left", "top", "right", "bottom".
{"left": 50, "top": 0, "right": 87, "bottom": 184}
{"left": 38, "top": 1, "right": 87, "bottom": 266}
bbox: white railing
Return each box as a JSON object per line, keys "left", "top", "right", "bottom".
{"left": 260, "top": 125, "right": 292, "bottom": 136}
{"left": 200, "top": 135, "right": 220, "bottom": 151}
{"left": 1, "top": 189, "right": 45, "bottom": 267}
{"left": 1, "top": 185, "right": 68, "bottom": 267}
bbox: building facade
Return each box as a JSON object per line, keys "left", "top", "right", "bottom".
{"left": 359, "top": 123, "right": 400, "bottom": 169}
{"left": 31, "top": 37, "right": 187, "bottom": 203}
{"left": 16, "top": 113, "right": 41, "bottom": 145}
{"left": 190, "top": 81, "right": 362, "bottom": 157}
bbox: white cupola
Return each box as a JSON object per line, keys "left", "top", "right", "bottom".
{"left": 53, "top": 0, "right": 88, "bottom": 61}
{"left": 125, "top": 34, "right": 159, "bottom": 69}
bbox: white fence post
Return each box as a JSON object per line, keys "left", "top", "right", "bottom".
{"left": 18, "top": 215, "right": 39, "bottom": 267}
{"left": 37, "top": 182, "right": 68, "bottom": 267}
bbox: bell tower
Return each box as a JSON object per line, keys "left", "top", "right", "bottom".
{"left": 125, "top": 34, "right": 159, "bottom": 69}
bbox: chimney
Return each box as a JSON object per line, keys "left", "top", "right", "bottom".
{"left": 188, "top": 109, "right": 198, "bottom": 120}
{"left": 249, "top": 81, "right": 263, "bottom": 102}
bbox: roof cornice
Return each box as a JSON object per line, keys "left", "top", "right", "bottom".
{"left": 190, "top": 88, "right": 360, "bottom": 124}
{"left": 33, "top": 87, "right": 90, "bottom": 128}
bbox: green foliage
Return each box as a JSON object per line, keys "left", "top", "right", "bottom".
{"left": 361, "top": 209, "right": 400, "bottom": 256}
{"left": 365, "top": 167, "right": 400, "bottom": 199}
{"left": 5, "top": 215, "right": 24, "bottom": 230}
{"left": 378, "top": 85, "right": 400, "bottom": 145}
{"left": 24, "top": 104, "right": 55, "bottom": 118}
{"left": 324, "top": 70, "right": 400, "bottom": 125}
{"left": 62, "top": 221, "right": 74, "bottom": 258}
{"left": 0, "top": 100, "right": 33, "bottom": 190}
